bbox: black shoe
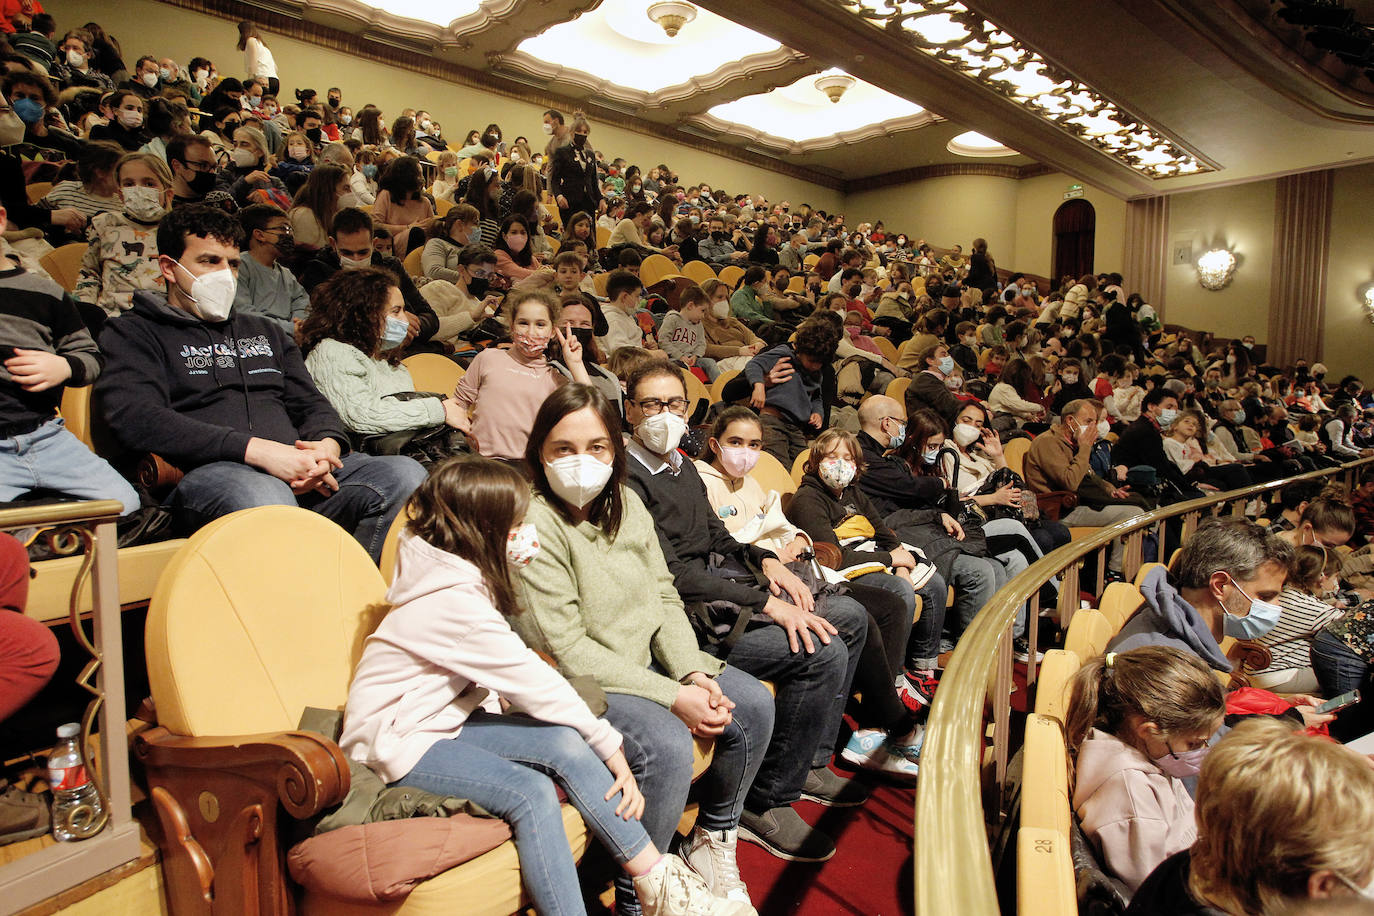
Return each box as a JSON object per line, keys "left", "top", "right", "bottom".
{"left": 1013, "top": 636, "right": 1045, "bottom": 663}
{"left": 737, "top": 805, "right": 835, "bottom": 862}
{"left": 800, "top": 765, "right": 871, "bottom": 807}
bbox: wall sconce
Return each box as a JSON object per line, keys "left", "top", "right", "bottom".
{"left": 1363, "top": 284, "right": 1374, "bottom": 325}
{"left": 1197, "top": 248, "right": 1237, "bottom": 291}
{"left": 646, "top": 2, "right": 697, "bottom": 37}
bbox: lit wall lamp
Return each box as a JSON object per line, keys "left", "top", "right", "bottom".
{"left": 1197, "top": 248, "right": 1237, "bottom": 291}
{"left": 646, "top": 2, "right": 697, "bottom": 38}
{"left": 1362, "top": 283, "right": 1374, "bottom": 324}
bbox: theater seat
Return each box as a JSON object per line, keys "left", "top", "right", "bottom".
{"left": 136, "top": 507, "right": 588, "bottom": 916}
{"left": 39, "top": 242, "right": 86, "bottom": 294}
{"left": 402, "top": 247, "right": 424, "bottom": 277}
{"left": 401, "top": 353, "right": 465, "bottom": 396}
{"left": 718, "top": 265, "right": 744, "bottom": 288}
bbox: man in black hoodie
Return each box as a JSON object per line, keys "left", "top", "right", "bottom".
{"left": 96, "top": 205, "right": 425, "bottom": 561}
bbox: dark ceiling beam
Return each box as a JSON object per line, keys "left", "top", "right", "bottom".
{"left": 690, "top": 0, "right": 1158, "bottom": 199}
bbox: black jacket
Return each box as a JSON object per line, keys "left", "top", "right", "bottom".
{"left": 786, "top": 473, "right": 901, "bottom": 569}
{"left": 96, "top": 290, "right": 348, "bottom": 469}
{"left": 854, "top": 431, "right": 946, "bottom": 518}
{"left": 548, "top": 143, "right": 600, "bottom": 211}
{"left": 1112, "top": 416, "right": 1189, "bottom": 488}
{"left": 625, "top": 450, "right": 775, "bottom": 612}
{"left": 905, "top": 371, "right": 960, "bottom": 425}
{"left": 300, "top": 249, "right": 438, "bottom": 343}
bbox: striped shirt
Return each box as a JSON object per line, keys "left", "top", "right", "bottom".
{"left": 40, "top": 181, "right": 122, "bottom": 219}
{"left": 1256, "top": 586, "right": 1344, "bottom": 674}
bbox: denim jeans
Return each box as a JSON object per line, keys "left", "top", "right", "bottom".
{"left": 847, "top": 572, "right": 917, "bottom": 732}
{"left": 949, "top": 552, "right": 1004, "bottom": 638}
{"left": 709, "top": 595, "right": 865, "bottom": 812}
{"left": 604, "top": 665, "right": 772, "bottom": 914}
{"left": 397, "top": 710, "right": 652, "bottom": 916}
{"left": 1311, "top": 631, "right": 1372, "bottom": 742}
{"left": 908, "top": 570, "right": 948, "bottom": 670}
{"left": 168, "top": 451, "right": 425, "bottom": 561}
{"left": 0, "top": 418, "right": 139, "bottom": 515}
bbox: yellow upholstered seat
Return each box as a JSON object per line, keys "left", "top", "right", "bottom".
{"left": 402, "top": 353, "right": 465, "bottom": 396}
{"left": 802, "top": 253, "right": 820, "bottom": 270}
{"left": 596, "top": 225, "right": 611, "bottom": 249}
{"left": 748, "top": 450, "right": 797, "bottom": 498}
{"left": 1016, "top": 828, "right": 1076, "bottom": 916}
{"left": 681, "top": 368, "right": 709, "bottom": 418}
{"left": 641, "top": 254, "right": 684, "bottom": 288}
{"left": 26, "top": 181, "right": 52, "bottom": 204}
{"left": 681, "top": 260, "right": 716, "bottom": 285}
{"left": 717, "top": 265, "right": 744, "bottom": 288}
{"left": 434, "top": 197, "right": 453, "bottom": 217}
{"left": 709, "top": 369, "right": 740, "bottom": 405}
{"left": 593, "top": 272, "right": 610, "bottom": 298}
{"left": 145, "top": 507, "right": 586, "bottom": 915}
{"left": 1021, "top": 714, "right": 1071, "bottom": 834}
{"left": 873, "top": 336, "right": 898, "bottom": 363}
{"left": 402, "top": 247, "right": 424, "bottom": 277}
{"left": 1098, "top": 581, "right": 1143, "bottom": 632}
{"left": 1064, "top": 608, "right": 1114, "bottom": 661}
{"left": 1033, "top": 648, "right": 1081, "bottom": 724}
{"left": 1134, "top": 561, "right": 1166, "bottom": 587}
{"left": 791, "top": 448, "right": 812, "bottom": 488}
{"left": 39, "top": 242, "right": 86, "bottom": 293}
{"left": 885, "top": 376, "right": 911, "bottom": 402}
{"left": 1003, "top": 438, "right": 1031, "bottom": 477}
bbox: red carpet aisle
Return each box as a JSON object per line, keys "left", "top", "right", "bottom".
{"left": 737, "top": 776, "right": 915, "bottom": 916}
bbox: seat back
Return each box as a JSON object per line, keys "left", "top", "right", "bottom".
{"left": 1064, "top": 608, "right": 1113, "bottom": 661}
{"left": 146, "top": 507, "right": 390, "bottom": 737}
{"left": 26, "top": 181, "right": 52, "bottom": 204}
{"left": 1133, "top": 561, "right": 1166, "bottom": 587}
{"left": 885, "top": 376, "right": 911, "bottom": 402}
{"left": 39, "top": 242, "right": 86, "bottom": 293}
{"left": 786, "top": 276, "right": 804, "bottom": 295}
{"left": 1017, "top": 716, "right": 1076, "bottom": 916}
{"left": 1098, "top": 581, "right": 1143, "bottom": 632}
{"left": 681, "top": 368, "right": 709, "bottom": 418}
{"left": 402, "top": 352, "right": 465, "bottom": 396}
{"left": 434, "top": 197, "right": 453, "bottom": 217}
{"left": 1021, "top": 714, "right": 1071, "bottom": 834}
{"left": 640, "top": 254, "right": 680, "bottom": 288}
{"left": 1003, "top": 437, "right": 1032, "bottom": 477}
{"left": 593, "top": 271, "right": 610, "bottom": 298}
{"left": 802, "top": 253, "right": 820, "bottom": 269}
{"left": 873, "top": 336, "right": 898, "bottom": 363}
{"left": 718, "top": 265, "right": 744, "bottom": 288}
{"left": 1033, "top": 648, "right": 1082, "bottom": 724}
{"left": 402, "top": 247, "right": 424, "bottom": 277}
{"left": 748, "top": 450, "right": 796, "bottom": 497}
{"left": 791, "top": 448, "right": 812, "bottom": 487}
{"left": 709, "top": 368, "right": 740, "bottom": 405}
{"left": 681, "top": 260, "right": 716, "bottom": 285}
{"left": 596, "top": 225, "right": 611, "bottom": 249}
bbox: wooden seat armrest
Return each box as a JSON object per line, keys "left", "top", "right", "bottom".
{"left": 1034, "top": 491, "right": 1079, "bottom": 521}
{"left": 812, "top": 541, "right": 843, "bottom": 570}
{"left": 135, "top": 726, "right": 351, "bottom": 819}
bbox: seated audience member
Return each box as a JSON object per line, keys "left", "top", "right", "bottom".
{"left": 416, "top": 243, "right": 503, "bottom": 346}
{"left": 598, "top": 269, "right": 649, "bottom": 357}
{"left": 50, "top": 29, "right": 115, "bottom": 91}
{"left": 514, "top": 384, "right": 772, "bottom": 911}
{"left": 40, "top": 140, "right": 124, "bottom": 218}
{"left": 88, "top": 89, "right": 149, "bottom": 152}
{"left": 701, "top": 279, "right": 765, "bottom": 371}
{"left": 451, "top": 290, "right": 589, "bottom": 463}
{"left": 549, "top": 297, "right": 620, "bottom": 409}
{"left": 428, "top": 150, "right": 460, "bottom": 202}
{"left": 988, "top": 357, "right": 1048, "bottom": 428}
{"left": 340, "top": 458, "right": 750, "bottom": 916}
{"left": 299, "top": 267, "right": 466, "bottom": 438}
{"left": 1161, "top": 407, "right": 1253, "bottom": 492}
{"left": 300, "top": 208, "right": 441, "bottom": 351}
{"left": 1050, "top": 358, "right": 1093, "bottom": 414}
{"left": 1112, "top": 388, "right": 1195, "bottom": 496}
{"left": 271, "top": 129, "right": 315, "bottom": 194}
{"left": 76, "top": 152, "right": 174, "bottom": 317}
{"left": 164, "top": 135, "right": 226, "bottom": 210}
{"left": 1127, "top": 717, "right": 1374, "bottom": 915}
{"left": 948, "top": 320, "right": 980, "bottom": 377}
{"left": 700, "top": 216, "right": 746, "bottom": 266}
{"left": 1250, "top": 543, "right": 1346, "bottom": 694}
{"left": 1024, "top": 399, "right": 1150, "bottom": 575}
{"left": 620, "top": 363, "right": 867, "bottom": 862}
{"left": 658, "top": 285, "right": 720, "bottom": 380}
{"left": 371, "top": 156, "right": 434, "bottom": 258}
{"left": 288, "top": 162, "right": 348, "bottom": 253}
{"left": 1107, "top": 518, "right": 1299, "bottom": 677}
{"left": 1066, "top": 646, "right": 1227, "bottom": 893}
{"left": 902, "top": 341, "right": 961, "bottom": 425}
{"left": 609, "top": 201, "right": 678, "bottom": 259}
{"left": 1327, "top": 402, "right": 1374, "bottom": 461}
{"left": 0, "top": 203, "right": 139, "bottom": 516}
{"left": 745, "top": 321, "right": 838, "bottom": 465}
{"left": 232, "top": 204, "right": 308, "bottom": 333}
{"left": 420, "top": 206, "right": 480, "bottom": 283}
{"left": 1352, "top": 468, "right": 1374, "bottom": 545}
{"left": 225, "top": 125, "right": 288, "bottom": 208}
{"left": 95, "top": 205, "right": 425, "bottom": 561}
{"left": 730, "top": 267, "right": 778, "bottom": 327}
{"left": 491, "top": 214, "right": 543, "bottom": 283}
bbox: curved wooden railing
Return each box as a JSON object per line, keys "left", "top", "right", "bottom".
{"left": 913, "top": 456, "right": 1374, "bottom": 915}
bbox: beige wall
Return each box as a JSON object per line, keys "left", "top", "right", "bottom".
{"left": 1323, "top": 163, "right": 1374, "bottom": 381}
{"left": 58, "top": 0, "right": 845, "bottom": 211}
{"left": 848, "top": 171, "right": 1126, "bottom": 281}
{"left": 1161, "top": 180, "right": 1276, "bottom": 342}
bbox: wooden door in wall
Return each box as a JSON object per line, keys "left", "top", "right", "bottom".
{"left": 1052, "top": 199, "right": 1096, "bottom": 285}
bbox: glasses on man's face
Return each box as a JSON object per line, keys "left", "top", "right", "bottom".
{"left": 635, "top": 397, "right": 689, "bottom": 417}
{"left": 184, "top": 160, "right": 218, "bottom": 174}
{"left": 469, "top": 268, "right": 493, "bottom": 280}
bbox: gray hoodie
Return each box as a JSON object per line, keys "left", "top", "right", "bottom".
{"left": 1107, "top": 566, "right": 1231, "bottom": 672}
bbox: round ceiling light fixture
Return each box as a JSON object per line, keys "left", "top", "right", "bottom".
{"left": 814, "top": 72, "right": 857, "bottom": 103}
{"left": 946, "top": 130, "right": 1018, "bottom": 157}
{"left": 646, "top": 1, "right": 697, "bottom": 37}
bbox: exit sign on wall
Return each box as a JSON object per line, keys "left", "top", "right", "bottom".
{"left": 1064, "top": 184, "right": 1084, "bottom": 200}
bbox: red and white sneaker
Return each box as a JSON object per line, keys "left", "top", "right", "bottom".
{"left": 896, "top": 669, "right": 938, "bottom": 713}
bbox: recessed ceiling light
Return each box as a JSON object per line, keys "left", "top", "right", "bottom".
{"left": 947, "top": 130, "right": 1018, "bottom": 157}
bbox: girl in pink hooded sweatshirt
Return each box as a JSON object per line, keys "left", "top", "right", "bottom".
{"left": 1065, "top": 645, "right": 1227, "bottom": 893}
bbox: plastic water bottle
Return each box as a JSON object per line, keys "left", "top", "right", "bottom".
{"left": 47, "top": 723, "right": 104, "bottom": 841}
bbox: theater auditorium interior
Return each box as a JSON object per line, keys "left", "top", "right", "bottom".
{"left": 1, "top": 0, "right": 1373, "bottom": 913}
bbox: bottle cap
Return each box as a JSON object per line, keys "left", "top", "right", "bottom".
{"left": 57, "top": 723, "right": 80, "bottom": 738}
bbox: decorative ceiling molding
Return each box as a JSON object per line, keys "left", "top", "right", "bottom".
{"left": 827, "top": 0, "right": 1217, "bottom": 179}
{"left": 847, "top": 161, "right": 1050, "bottom": 193}
{"left": 294, "top": 0, "right": 525, "bottom": 50}
{"left": 488, "top": 45, "right": 815, "bottom": 111}
{"left": 685, "top": 109, "right": 938, "bottom": 155}
{"left": 1145, "top": 0, "right": 1374, "bottom": 124}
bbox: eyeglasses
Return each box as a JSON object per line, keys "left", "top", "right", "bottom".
{"left": 468, "top": 268, "right": 493, "bottom": 279}
{"left": 635, "top": 397, "right": 689, "bottom": 417}
{"left": 182, "top": 160, "right": 218, "bottom": 174}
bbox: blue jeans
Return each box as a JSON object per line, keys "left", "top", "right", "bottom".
{"left": 848, "top": 572, "right": 917, "bottom": 731}
{"left": 709, "top": 595, "right": 865, "bottom": 810}
{"left": 1311, "top": 631, "right": 1372, "bottom": 742}
{"left": 949, "top": 552, "right": 1003, "bottom": 638}
{"left": 604, "top": 665, "right": 772, "bottom": 914}
{"left": 909, "top": 570, "right": 948, "bottom": 670}
{"left": 0, "top": 418, "right": 139, "bottom": 515}
{"left": 398, "top": 711, "right": 652, "bottom": 916}
{"left": 168, "top": 451, "right": 425, "bottom": 561}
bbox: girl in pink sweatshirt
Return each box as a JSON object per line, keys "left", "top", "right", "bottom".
{"left": 1064, "top": 645, "right": 1227, "bottom": 893}
{"left": 340, "top": 458, "right": 751, "bottom": 916}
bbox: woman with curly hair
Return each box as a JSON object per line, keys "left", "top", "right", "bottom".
{"left": 299, "top": 266, "right": 466, "bottom": 436}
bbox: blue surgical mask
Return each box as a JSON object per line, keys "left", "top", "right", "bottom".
{"left": 921, "top": 446, "right": 940, "bottom": 465}
{"left": 1157, "top": 407, "right": 1178, "bottom": 428}
{"left": 379, "top": 315, "right": 409, "bottom": 350}
{"left": 887, "top": 420, "right": 906, "bottom": 449}
{"left": 1220, "top": 574, "right": 1283, "bottom": 640}
{"left": 362, "top": 164, "right": 378, "bottom": 179}
{"left": 937, "top": 355, "right": 954, "bottom": 375}
{"left": 12, "top": 97, "right": 44, "bottom": 125}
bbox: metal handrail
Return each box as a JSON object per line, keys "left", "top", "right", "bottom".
{"left": 913, "top": 456, "right": 1374, "bottom": 916}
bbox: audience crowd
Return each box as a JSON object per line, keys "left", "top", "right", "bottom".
{"left": 1, "top": 11, "right": 1374, "bottom": 915}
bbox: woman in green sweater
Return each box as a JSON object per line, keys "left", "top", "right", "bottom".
{"left": 513, "top": 383, "right": 774, "bottom": 915}
{"left": 299, "top": 267, "right": 466, "bottom": 435}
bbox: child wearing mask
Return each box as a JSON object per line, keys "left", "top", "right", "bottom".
{"left": 450, "top": 291, "right": 590, "bottom": 462}
{"left": 75, "top": 152, "right": 173, "bottom": 316}
{"left": 657, "top": 286, "right": 721, "bottom": 380}
{"left": 700, "top": 279, "right": 764, "bottom": 369}
{"left": 1066, "top": 646, "right": 1227, "bottom": 892}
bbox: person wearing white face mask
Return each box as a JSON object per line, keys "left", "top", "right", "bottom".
{"left": 1064, "top": 646, "right": 1227, "bottom": 893}
{"left": 88, "top": 89, "right": 149, "bottom": 152}
{"left": 96, "top": 204, "right": 426, "bottom": 561}
{"left": 122, "top": 56, "right": 163, "bottom": 100}
{"left": 700, "top": 279, "right": 765, "bottom": 365}
{"left": 75, "top": 152, "right": 173, "bottom": 316}
{"left": 51, "top": 31, "right": 115, "bottom": 92}
{"left": 621, "top": 365, "right": 869, "bottom": 864}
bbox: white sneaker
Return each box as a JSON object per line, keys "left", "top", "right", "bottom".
{"left": 681, "top": 825, "right": 753, "bottom": 906}
{"left": 633, "top": 853, "right": 757, "bottom": 916}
